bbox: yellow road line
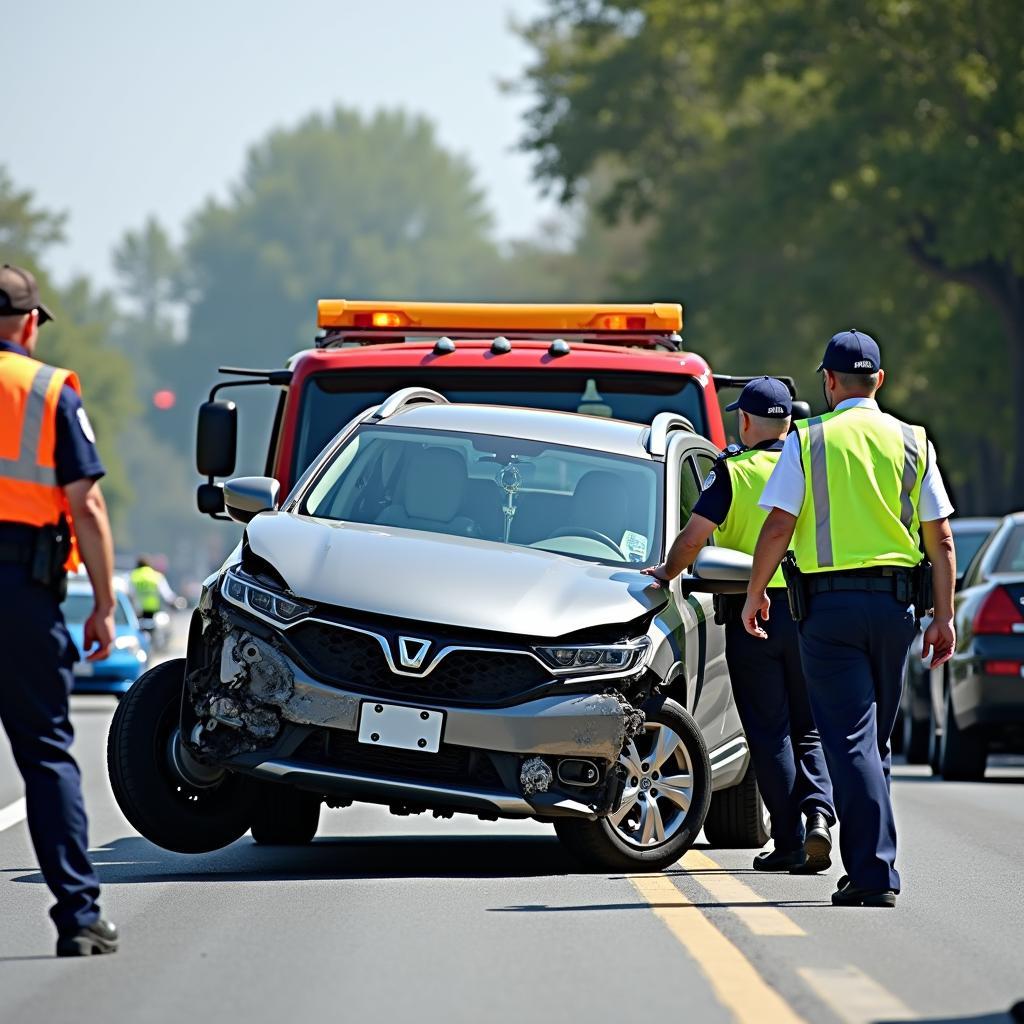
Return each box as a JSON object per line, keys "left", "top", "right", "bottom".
{"left": 797, "top": 966, "right": 916, "bottom": 1023}
{"left": 679, "top": 849, "right": 806, "bottom": 936}
{"left": 630, "top": 872, "right": 809, "bottom": 1024}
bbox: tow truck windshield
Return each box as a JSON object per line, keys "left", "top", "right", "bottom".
{"left": 293, "top": 370, "right": 705, "bottom": 478}
{"left": 302, "top": 424, "right": 664, "bottom": 567}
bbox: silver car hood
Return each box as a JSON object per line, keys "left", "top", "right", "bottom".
{"left": 244, "top": 513, "right": 662, "bottom": 638}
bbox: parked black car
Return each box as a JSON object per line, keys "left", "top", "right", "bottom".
{"left": 928, "top": 511, "right": 1024, "bottom": 780}
{"left": 898, "top": 517, "right": 999, "bottom": 762}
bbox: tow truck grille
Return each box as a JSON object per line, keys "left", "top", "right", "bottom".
{"left": 282, "top": 622, "right": 552, "bottom": 703}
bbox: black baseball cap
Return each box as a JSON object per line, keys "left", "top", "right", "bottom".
{"left": 817, "top": 329, "right": 880, "bottom": 373}
{"left": 0, "top": 263, "right": 54, "bottom": 324}
{"left": 725, "top": 376, "right": 792, "bottom": 419}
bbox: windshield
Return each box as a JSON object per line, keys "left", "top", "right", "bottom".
{"left": 302, "top": 425, "right": 663, "bottom": 566}
{"left": 993, "top": 524, "right": 1024, "bottom": 573}
{"left": 294, "top": 369, "right": 706, "bottom": 478}
{"left": 63, "top": 592, "right": 130, "bottom": 626}
{"left": 953, "top": 528, "right": 993, "bottom": 579}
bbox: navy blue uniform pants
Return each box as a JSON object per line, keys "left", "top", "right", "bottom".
{"left": 725, "top": 593, "right": 834, "bottom": 853}
{"left": 0, "top": 565, "right": 101, "bottom": 934}
{"left": 798, "top": 590, "right": 917, "bottom": 892}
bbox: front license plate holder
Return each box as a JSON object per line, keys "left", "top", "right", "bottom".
{"left": 358, "top": 702, "right": 444, "bottom": 753}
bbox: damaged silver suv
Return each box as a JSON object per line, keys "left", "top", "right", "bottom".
{"left": 108, "top": 390, "right": 764, "bottom": 870}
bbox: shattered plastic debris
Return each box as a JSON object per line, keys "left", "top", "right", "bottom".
{"left": 520, "top": 756, "right": 553, "bottom": 795}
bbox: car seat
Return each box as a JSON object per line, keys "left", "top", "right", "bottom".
{"left": 567, "top": 470, "right": 629, "bottom": 542}
{"left": 376, "top": 447, "right": 477, "bottom": 537}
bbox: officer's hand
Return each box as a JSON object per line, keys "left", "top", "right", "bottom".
{"left": 922, "top": 617, "right": 955, "bottom": 669}
{"left": 641, "top": 564, "right": 672, "bottom": 588}
{"left": 742, "top": 590, "right": 770, "bottom": 640}
{"left": 84, "top": 605, "right": 116, "bottom": 661}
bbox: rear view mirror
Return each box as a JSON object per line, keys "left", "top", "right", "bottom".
{"left": 679, "top": 547, "right": 753, "bottom": 594}
{"left": 223, "top": 476, "right": 281, "bottom": 524}
{"left": 196, "top": 400, "right": 238, "bottom": 478}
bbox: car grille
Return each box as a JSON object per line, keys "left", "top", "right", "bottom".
{"left": 282, "top": 621, "right": 553, "bottom": 703}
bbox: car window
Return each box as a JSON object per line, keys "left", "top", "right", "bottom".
{"left": 966, "top": 524, "right": 1006, "bottom": 586}
{"left": 302, "top": 424, "right": 664, "bottom": 566}
{"left": 63, "top": 592, "right": 129, "bottom": 626}
{"left": 953, "top": 528, "right": 993, "bottom": 579}
{"left": 993, "top": 524, "right": 1024, "bottom": 573}
{"left": 679, "top": 455, "right": 704, "bottom": 520}
{"left": 295, "top": 370, "right": 708, "bottom": 477}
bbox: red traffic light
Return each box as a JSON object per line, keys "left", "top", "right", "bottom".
{"left": 153, "top": 389, "right": 176, "bottom": 410}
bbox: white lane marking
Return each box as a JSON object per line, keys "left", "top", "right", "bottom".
{"left": 0, "top": 798, "right": 27, "bottom": 833}
{"left": 681, "top": 849, "right": 806, "bottom": 936}
{"left": 798, "top": 966, "right": 917, "bottom": 1023}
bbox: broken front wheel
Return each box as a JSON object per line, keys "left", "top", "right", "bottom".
{"left": 107, "top": 658, "right": 258, "bottom": 853}
{"left": 554, "top": 696, "right": 712, "bottom": 871}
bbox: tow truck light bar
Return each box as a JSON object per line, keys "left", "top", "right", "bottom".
{"left": 317, "top": 300, "right": 683, "bottom": 335}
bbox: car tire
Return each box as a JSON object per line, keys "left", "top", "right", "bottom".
{"left": 890, "top": 707, "right": 905, "bottom": 756}
{"left": 938, "top": 687, "right": 987, "bottom": 782}
{"left": 107, "top": 658, "right": 257, "bottom": 853}
{"left": 903, "top": 706, "right": 931, "bottom": 764}
{"left": 250, "top": 785, "right": 321, "bottom": 845}
{"left": 554, "top": 696, "right": 711, "bottom": 872}
{"left": 702, "top": 762, "right": 771, "bottom": 849}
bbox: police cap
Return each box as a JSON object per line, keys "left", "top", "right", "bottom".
{"left": 0, "top": 263, "right": 54, "bottom": 324}
{"left": 817, "top": 329, "right": 880, "bottom": 373}
{"left": 725, "top": 376, "right": 792, "bottom": 419}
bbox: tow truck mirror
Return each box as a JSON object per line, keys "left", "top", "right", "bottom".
{"left": 791, "top": 400, "right": 812, "bottom": 421}
{"left": 196, "top": 400, "right": 238, "bottom": 478}
{"left": 223, "top": 476, "right": 281, "bottom": 524}
{"left": 678, "top": 547, "right": 752, "bottom": 594}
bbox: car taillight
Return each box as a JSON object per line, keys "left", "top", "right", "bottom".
{"left": 983, "top": 660, "right": 1023, "bottom": 676}
{"left": 972, "top": 586, "right": 1024, "bottom": 635}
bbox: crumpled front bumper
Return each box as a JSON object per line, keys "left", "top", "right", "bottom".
{"left": 188, "top": 627, "right": 635, "bottom": 819}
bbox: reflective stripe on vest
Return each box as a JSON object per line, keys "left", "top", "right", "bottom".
{"left": 0, "top": 352, "right": 83, "bottom": 569}
{"left": 793, "top": 407, "right": 927, "bottom": 573}
{"left": 713, "top": 447, "right": 786, "bottom": 589}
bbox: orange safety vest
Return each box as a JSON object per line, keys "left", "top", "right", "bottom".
{"left": 0, "top": 350, "right": 82, "bottom": 570}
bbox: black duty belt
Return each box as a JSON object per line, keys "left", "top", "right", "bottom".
{"left": 806, "top": 569, "right": 913, "bottom": 596}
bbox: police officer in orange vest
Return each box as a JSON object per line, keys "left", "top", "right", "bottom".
{"left": 0, "top": 264, "right": 119, "bottom": 955}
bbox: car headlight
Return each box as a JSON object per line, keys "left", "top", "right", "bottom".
{"left": 114, "top": 635, "right": 140, "bottom": 652}
{"left": 535, "top": 636, "right": 652, "bottom": 676}
{"left": 221, "top": 568, "right": 312, "bottom": 624}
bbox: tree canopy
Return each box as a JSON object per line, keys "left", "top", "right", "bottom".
{"left": 518, "top": 0, "right": 1024, "bottom": 510}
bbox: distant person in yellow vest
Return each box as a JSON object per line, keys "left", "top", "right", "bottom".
{"left": 130, "top": 557, "right": 175, "bottom": 617}
{"left": 742, "top": 331, "right": 956, "bottom": 908}
{"left": 0, "top": 263, "right": 118, "bottom": 955}
{"left": 644, "top": 378, "right": 835, "bottom": 873}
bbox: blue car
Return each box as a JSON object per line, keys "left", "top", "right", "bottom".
{"left": 63, "top": 579, "right": 150, "bottom": 696}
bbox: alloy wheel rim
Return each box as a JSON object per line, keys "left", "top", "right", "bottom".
{"left": 609, "top": 720, "right": 694, "bottom": 848}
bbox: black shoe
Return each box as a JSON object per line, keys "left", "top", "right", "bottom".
{"left": 56, "top": 919, "right": 119, "bottom": 957}
{"left": 831, "top": 881, "right": 896, "bottom": 907}
{"left": 753, "top": 848, "right": 807, "bottom": 872}
{"left": 794, "top": 812, "right": 832, "bottom": 873}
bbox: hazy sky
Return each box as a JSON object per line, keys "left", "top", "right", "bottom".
{"left": 6, "top": 0, "right": 555, "bottom": 287}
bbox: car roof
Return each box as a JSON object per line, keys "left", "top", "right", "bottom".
{"left": 378, "top": 401, "right": 663, "bottom": 459}
{"left": 951, "top": 517, "right": 1001, "bottom": 532}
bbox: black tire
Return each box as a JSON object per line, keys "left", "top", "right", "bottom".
{"left": 890, "top": 707, "right": 905, "bottom": 756}
{"left": 938, "top": 686, "right": 987, "bottom": 781}
{"left": 903, "top": 706, "right": 931, "bottom": 764}
{"left": 107, "top": 658, "right": 257, "bottom": 853}
{"left": 251, "top": 785, "right": 321, "bottom": 845}
{"left": 555, "top": 696, "right": 711, "bottom": 872}
{"left": 702, "top": 762, "right": 771, "bottom": 849}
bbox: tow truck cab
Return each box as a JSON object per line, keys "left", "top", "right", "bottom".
{"left": 195, "top": 301, "right": 803, "bottom": 513}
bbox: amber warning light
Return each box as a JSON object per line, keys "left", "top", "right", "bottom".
{"left": 318, "top": 300, "right": 682, "bottom": 334}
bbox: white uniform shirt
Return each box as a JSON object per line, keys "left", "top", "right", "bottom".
{"left": 759, "top": 398, "right": 954, "bottom": 522}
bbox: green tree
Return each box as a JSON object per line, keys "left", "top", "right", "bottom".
{"left": 518, "top": 0, "right": 1024, "bottom": 510}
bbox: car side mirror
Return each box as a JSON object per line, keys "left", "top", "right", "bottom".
{"left": 223, "top": 476, "right": 281, "bottom": 524}
{"left": 196, "top": 400, "right": 238, "bottom": 478}
{"left": 678, "top": 547, "right": 753, "bottom": 594}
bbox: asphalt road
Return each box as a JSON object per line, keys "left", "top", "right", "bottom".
{"left": 1, "top": 621, "right": 1022, "bottom": 1024}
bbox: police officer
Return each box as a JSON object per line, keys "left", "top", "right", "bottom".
{"left": 644, "top": 377, "right": 835, "bottom": 872}
{"left": 130, "top": 555, "right": 176, "bottom": 617}
{"left": 742, "top": 331, "right": 956, "bottom": 907}
{"left": 0, "top": 264, "right": 119, "bottom": 954}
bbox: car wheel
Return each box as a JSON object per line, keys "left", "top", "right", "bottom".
{"left": 903, "top": 705, "right": 931, "bottom": 764}
{"left": 554, "top": 696, "right": 711, "bottom": 872}
{"left": 702, "top": 762, "right": 771, "bottom": 849}
{"left": 107, "top": 658, "right": 257, "bottom": 853}
{"left": 938, "top": 686, "right": 987, "bottom": 782}
{"left": 251, "top": 785, "right": 321, "bottom": 845}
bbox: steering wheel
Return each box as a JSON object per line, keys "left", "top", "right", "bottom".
{"left": 547, "top": 526, "right": 625, "bottom": 556}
